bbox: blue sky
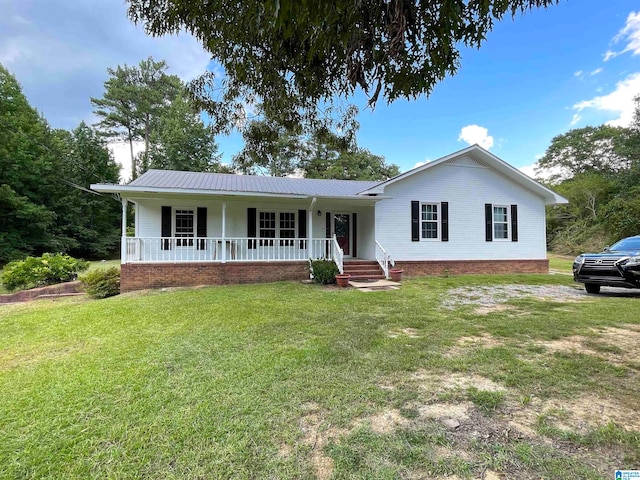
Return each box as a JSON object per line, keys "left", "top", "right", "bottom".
{"left": 1, "top": 0, "right": 639, "bottom": 180}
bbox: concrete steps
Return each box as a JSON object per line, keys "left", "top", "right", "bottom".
{"left": 342, "top": 260, "right": 386, "bottom": 281}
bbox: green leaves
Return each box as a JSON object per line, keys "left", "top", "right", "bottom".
{"left": 127, "top": 0, "right": 559, "bottom": 128}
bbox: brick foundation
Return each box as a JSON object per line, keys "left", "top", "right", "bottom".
{"left": 393, "top": 259, "right": 549, "bottom": 277}
{"left": 120, "top": 259, "right": 549, "bottom": 293}
{"left": 120, "top": 262, "right": 309, "bottom": 292}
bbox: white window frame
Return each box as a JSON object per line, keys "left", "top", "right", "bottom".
{"left": 492, "top": 205, "right": 510, "bottom": 241}
{"left": 257, "top": 210, "right": 297, "bottom": 246}
{"left": 420, "top": 202, "right": 440, "bottom": 241}
{"left": 174, "top": 208, "right": 196, "bottom": 247}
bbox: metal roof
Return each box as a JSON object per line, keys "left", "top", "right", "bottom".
{"left": 127, "top": 169, "right": 381, "bottom": 197}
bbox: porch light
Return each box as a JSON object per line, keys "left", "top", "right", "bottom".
{"left": 317, "top": 210, "right": 322, "bottom": 216}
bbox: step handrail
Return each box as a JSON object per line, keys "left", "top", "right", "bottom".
{"left": 374, "top": 240, "right": 394, "bottom": 279}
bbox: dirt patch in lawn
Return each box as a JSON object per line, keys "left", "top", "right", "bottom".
{"left": 387, "top": 327, "right": 421, "bottom": 338}
{"left": 441, "top": 284, "right": 587, "bottom": 311}
{"left": 534, "top": 324, "right": 640, "bottom": 367}
{"left": 411, "top": 370, "right": 506, "bottom": 393}
{"left": 366, "top": 370, "right": 634, "bottom": 478}
{"left": 296, "top": 402, "right": 351, "bottom": 480}
{"left": 445, "top": 333, "right": 505, "bottom": 358}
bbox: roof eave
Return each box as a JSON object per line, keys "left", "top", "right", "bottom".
{"left": 90, "top": 184, "right": 390, "bottom": 201}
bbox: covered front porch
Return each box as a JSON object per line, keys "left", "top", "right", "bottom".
{"left": 119, "top": 193, "right": 393, "bottom": 278}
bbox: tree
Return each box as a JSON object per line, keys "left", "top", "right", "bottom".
{"left": 535, "top": 125, "right": 630, "bottom": 183}
{"left": 127, "top": 0, "right": 559, "bottom": 130}
{"left": 145, "top": 93, "right": 225, "bottom": 173}
{"left": 0, "top": 64, "right": 57, "bottom": 261}
{"left": 232, "top": 110, "right": 399, "bottom": 179}
{"left": 232, "top": 119, "right": 307, "bottom": 176}
{"left": 303, "top": 148, "right": 399, "bottom": 181}
{"left": 91, "top": 57, "right": 183, "bottom": 179}
{"left": 47, "top": 123, "right": 122, "bottom": 258}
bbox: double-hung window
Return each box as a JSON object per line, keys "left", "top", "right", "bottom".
{"left": 492, "top": 206, "right": 509, "bottom": 240}
{"left": 279, "top": 212, "right": 296, "bottom": 246}
{"left": 421, "top": 203, "right": 439, "bottom": 240}
{"left": 259, "top": 211, "right": 276, "bottom": 246}
{"left": 175, "top": 209, "right": 195, "bottom": 246}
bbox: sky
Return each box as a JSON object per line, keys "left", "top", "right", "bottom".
{"left": 1, "top": 0, "right": 639, "bottom": 182}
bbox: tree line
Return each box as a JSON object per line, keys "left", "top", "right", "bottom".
{"left": 538, "top": 97, "right": 640, "bottom": 254}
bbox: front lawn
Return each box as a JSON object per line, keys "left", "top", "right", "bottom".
{"left": 1, "top": 274, "right": 639, "bottom": 479}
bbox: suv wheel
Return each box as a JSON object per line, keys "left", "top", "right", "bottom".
{"left": 585, "top": 283, "right": 601, "bottom": 294}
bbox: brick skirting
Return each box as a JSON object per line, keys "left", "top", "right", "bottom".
{"left": 393, "top": 259, "right": 549, "bottom": 277}
{"left": 120, "top": 259, "right": 549, "bottom": 293}
{"left": 120, "top": 261, "right": 310, "bottom": 292}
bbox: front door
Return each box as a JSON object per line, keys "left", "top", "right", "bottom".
{"left": 334, "top": 213, "right": 350, "bottom": 256}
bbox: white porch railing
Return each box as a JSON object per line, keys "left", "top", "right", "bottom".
{"left": 124, "top": 237, "right": 338, "bottom": 263}
{"left": 375, "top": 240, "right": 394, "bottom": 279}
{"left": 332, "top": 234, "right": 344, "bottom": 274}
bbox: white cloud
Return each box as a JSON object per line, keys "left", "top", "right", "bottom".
{"left": 572, "top": 72, "right": 640, "bottom": 127}
{"left": 412, "top": 158, "right": 431, "bottom": 170}
{"left": 569, "top": 113, "right": 581, "bottom": 126}
{"left": 605, "top": 11, "right": 640, "bottom": 60}
{"left": 519, "top": 164, "right": 537, "bottom": 178}
{"left": 458, "top": 125, "right": 494, "bottom": 150}
{"left": 590, "top": 68, "right": 603, "bottom": 76}
{"left": 574, "top": 70, "right": 584, "bottom": 78}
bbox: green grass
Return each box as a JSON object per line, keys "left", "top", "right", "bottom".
{"left": 548, "top": 254, "right": 574, "bottom": 273}
{"left": 1, "top": 273, "right": 639, "bottom": 479}
{"left": 86, "top": 259, "right": 121, "bottom": 272}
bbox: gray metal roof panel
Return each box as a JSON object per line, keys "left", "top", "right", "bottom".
{"left": 128, "top": 170, "right": 381, "bottom": 196}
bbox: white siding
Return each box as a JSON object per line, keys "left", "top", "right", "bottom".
{"left": 375, "top": 155, "right": 548, "bottom": 260}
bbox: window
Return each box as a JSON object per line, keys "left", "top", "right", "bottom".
{"left": 421, "top": 203, "right": 439, "bottom": 240}
{"left": 259, "top": 211, "right": 276, "bottom": 246}
{"left": 493, "top": 206, "right": 509, "bottom": 240}
{"left": 279, "top": 212, "right": 296, "bottom": 246}
{"left": 175, "top": 209, "right": 194, "bottom": 246}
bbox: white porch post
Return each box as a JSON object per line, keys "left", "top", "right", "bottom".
{"left": 308, "top": 197, "right": 316, "bottom": 259}
{"left": 121, "top": 198, "right": 128, "bottom": 264}
{"left": 221, "top": 201, "right": 227, "bottom": 263}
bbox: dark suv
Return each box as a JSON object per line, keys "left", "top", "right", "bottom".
{"left": 573, "top": 235, "right": 640, "bottom": 293}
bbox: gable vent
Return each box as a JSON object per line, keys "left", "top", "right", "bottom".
{"left": 445, "top": 156, "right": 488, "bottom": 168}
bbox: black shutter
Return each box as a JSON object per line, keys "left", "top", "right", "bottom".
{"left": 298, "top": 209, "right": 306, "bottom": 249}
{"left": 511, "top": 204, "right": 518, "bottom": 242}
{"left": 325, "top": 212, "right": 331, "bottom": 257}
{"left": 247, "top": 208, "right": 257, "bottom": 249}
{"left": 485, "top": 204, "right": 493, "bottom": 242}
{"left": 441, "top": 202, "right": 449, "bottom": 242}
{"left": 352, "top": 213, "right": 358, "bottom": 257}
{"left": 161, "top": 206, "right": 172, "bottom": 250}
{"left": 196, "top": 207, "right": 207, "bottom": 250}
{"left": 411, "top": 201, "right": 420, "bottom": 241}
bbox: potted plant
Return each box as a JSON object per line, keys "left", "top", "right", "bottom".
{"left": 335, "top": 273, "right": 351, "bottom": 288}
{"left": 389, "top": 268, "right": 404, "bottom": 282}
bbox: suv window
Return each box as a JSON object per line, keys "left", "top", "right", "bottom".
{"left": 609, "top": 237, "right": 640, "bottom": 251}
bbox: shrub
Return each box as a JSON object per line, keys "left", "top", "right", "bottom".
{"left": 0, "top": 253, "right": 89, "bottom": 292}
{"left": 310, "top": 259, "right": 339, "bottom": 284}
{"left": 80, "top": 267, "right": 120, "bottom": 299}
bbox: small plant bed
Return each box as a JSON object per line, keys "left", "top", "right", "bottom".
{"left": 0, "top": 274, "right": 639, "bottom": 478}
